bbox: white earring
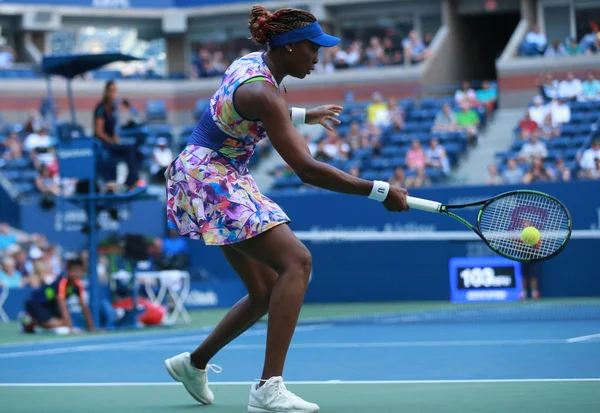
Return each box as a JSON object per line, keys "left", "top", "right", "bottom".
{"left": 289, "top": 48, "right": 292, "bottom": 52}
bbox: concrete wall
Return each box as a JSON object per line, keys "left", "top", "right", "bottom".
{"left": 0, "top": 65, "right": 422, "bottom": 127}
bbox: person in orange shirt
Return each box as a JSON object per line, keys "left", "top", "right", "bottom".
{"left": 22, "top": 258, "right": 94, "bottom": 334}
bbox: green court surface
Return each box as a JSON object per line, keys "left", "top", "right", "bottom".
{"left": 1, "top": 382, "right": 599, "bottom": 413}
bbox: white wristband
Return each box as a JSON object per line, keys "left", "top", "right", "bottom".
{"left": 291, "top": 107, "right": 306, "bottom": 125}
{"left": 368, "top": 180, "right": 390, "bottom": 202}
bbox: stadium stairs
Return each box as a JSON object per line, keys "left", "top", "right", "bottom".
{"left": 452, "top": 108, "right": 524, "bottom": 185}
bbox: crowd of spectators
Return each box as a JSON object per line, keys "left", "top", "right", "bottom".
{"left": 190, "top": 29, "right": 433, "bottom": 79}
{"left": 487, "top": 72, "right": 600, "bottom": 185}
{"left": 0, "top": 223, "right": 68, "bottom": 290}
{"left": 520, "top": 22, "right": 600, "bottom": 57}
{"left": 272, "top": 80, "right": 496, "bottom": 190}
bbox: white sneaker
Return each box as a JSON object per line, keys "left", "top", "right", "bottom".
{"left": 248, "top": 376, "right": 319, "bottom": 413}
{"left": 164, "top": 352, "right": 222, "bottom": 405}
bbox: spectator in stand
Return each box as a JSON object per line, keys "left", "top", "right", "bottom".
{"left": 388, "top": 166, "right": 406, "bottom": 187}
{"left": 580, "top": 22, "right": 600, "bottom": 54}
{"left": 314, "top": 140, "right": 332, "bottom": 162}
{"left": 23, "top": 120, "right": 53, "bottom": 152}
{"left": 580, "top": 72, "right": 600, "bottom": 101}
{"left": 345, "top": 122, "right": 362, "bottom": 150}
{"left": 331, "top": 45, "right": 349, "bottom": 69}
{"left": 150, "top": 137, "right": 173, "bottom": 184}
{"left": 1, "top": 131, "right": 23, "bottom": 161}
{"left": 387, "top": 98, "right": 405, "bottom": 127}
{"left": 35, "top": 164, "right": 60, "bottom": 197}
{"left": 539, "top": 113, "right": 561, "bottom": 139}
{"left": 539, "top": 73, "right": 559, "bottom": 101}
{"left": 366, "top": 92, "right": 389, "bottom": 127}
{"left": 518, "top": 110, "right": 539, "bottom": 140}
{"left": 558, "top": 72, "right": 582, "bottom": 101}
{"left": 565, "top": 38, "right": 584, "bottom": 56}
{"left": 455, "top": 102, "right": 480, "bottom": 146}
{"left": 519, "top": 135, "right": 548, "bottom": 163}
{"left": 322, "top": 129, "right": 350, "bottom": 161}
{"left": 405, "top": 139, "right": 427, "bottom": 171}
{"left": 578, "top": 139, "right": 600, "bottom": 179}
{"left": 423, "top": 33, "right": 434, "bottom": 47}
{"left": 502, "top": 158, "right": 524, "bottom": 184}
{"left": 455, "top": 81, "right": 477, "bottom": 106}
{"left": 0, "top": 38, "right": 17, "bottom": 68}
{"left": 550, "top": 158, "right": 572, "bottom": 182}
{"left": 382, "top": 37, "right": 403, "bottom": 65}
{"left": 365, "top": 36, "right": 385, "bottom": 67}
{"left": 402, "top": 30, "right": 428, "bottom": 64}
{"left": 548, "top": 98, "right": 571, "bottom": 126}
{"left": 529, "top": 95, "right": 548, "bottom": 125}
{"left": 348, "top": 166, "right": 360, "bottom": 177}
{"left": 346, "top": 41, "right": 363, "bottom": 67}
{"left": 522, "top": 157, "right": 553, "bottom": 184}
{"left": 0, "top": 224, "right": 39, "bottom": 254}
{"left": 521, "top": 25, "right": 547, "bottom": 56}
{"left": 212, "top": 51, "right": 229, "bottom": 75}
{"left": 13, "top": 247, "right": 29, "bottom": 278}
{"left": 425, "top": 138, "right": 450, "bottom": 175}
{"left": 0, "top": 256, "right": 24, "bottom": 288}
{"left": 544, "top": 40, "right": 567, "bottom": 57}
{"left": 432, "top": 103, "right": 457, "bottom": 132}
{"left": 476, "top": 81, "right": 498, "bottom": 119}
{"left": 486, "top": 164, "right": 504, "bottom": 185}
{"left": 334, "top": 41, "right": 362, "bottom": 69}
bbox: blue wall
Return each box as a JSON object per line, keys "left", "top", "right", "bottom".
{"left": 18, "top": 199, "right": 165, "bottom": 251}
{"left": 186, "top": 181, "right": 600, "bottom": 303}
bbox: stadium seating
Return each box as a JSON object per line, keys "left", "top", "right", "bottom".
{"left": 495, "top": 100, "right": 600, "bottom": 176}
{"left": 269, "top": 96, "right": 473, "bottom": 193}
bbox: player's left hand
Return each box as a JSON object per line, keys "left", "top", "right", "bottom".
{"left": 305, "top": 105, "right": 343, "bottom": 131}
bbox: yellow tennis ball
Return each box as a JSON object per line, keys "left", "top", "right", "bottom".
{"left": 521, "top": 226, "right": 540, "bottom": 246}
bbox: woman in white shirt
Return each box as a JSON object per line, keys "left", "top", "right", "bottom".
{"left": 151, "top": 138, "right": 173, "bottom": 183}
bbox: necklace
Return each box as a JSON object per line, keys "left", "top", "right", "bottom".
{"left": 264, "top": 53, "right": 287, "bottom": 94}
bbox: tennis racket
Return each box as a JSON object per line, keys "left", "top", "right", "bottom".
{"left": 406, "top": 190, "right": 572, "bottom": 262}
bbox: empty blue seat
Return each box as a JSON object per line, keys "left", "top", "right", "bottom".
{"left": 145, "top": 100, "right": 167, "bottom": 122}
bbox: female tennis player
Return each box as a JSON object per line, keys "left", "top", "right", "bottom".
{"left": 164, "top": 5, "right": 409, "bottom": 412}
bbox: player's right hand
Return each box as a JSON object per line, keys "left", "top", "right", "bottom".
{"left": 383, "top": 186, "right": 409, "bottom": 212}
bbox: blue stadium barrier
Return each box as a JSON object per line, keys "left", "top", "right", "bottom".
{"left": 179, "top": 181, "right": 600, "bottom": 304}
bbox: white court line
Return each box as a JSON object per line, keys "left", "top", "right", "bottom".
{"left": 129, "top": 338, "right": 572, "bottom": 351}
{"left": 0, "top": 326, "right": 216, "bottom": 349}
{"left": 566, "top": 333, "right": 600, "bottom": 343}
{"left": 0, "top": 325, "right": 329, "bottom": 359}
{"left": 1, "top": 378, "right": 600, "bottom": 387}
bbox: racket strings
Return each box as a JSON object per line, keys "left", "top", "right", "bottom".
{"left": 478, "top": 192, "right": 570, "bottom": 260}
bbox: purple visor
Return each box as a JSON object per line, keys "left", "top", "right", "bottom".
{"left": 270, "top": 22, "right": 340, "bottom": 48}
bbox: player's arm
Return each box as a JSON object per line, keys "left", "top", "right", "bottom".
{"left": 235, "top": 82, "right": 408, "bottom": 211}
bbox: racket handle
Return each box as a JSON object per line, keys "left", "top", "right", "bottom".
{"left": 407, "top": 196, "right": 442, "bottom": 213}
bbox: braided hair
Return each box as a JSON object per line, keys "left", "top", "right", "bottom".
{"left": 248, "top": 5, "right": 316, "bottom": 45}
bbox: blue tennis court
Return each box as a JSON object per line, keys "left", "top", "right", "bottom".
{"left": 1, "top": 304, "right": 599, "bottom": 412}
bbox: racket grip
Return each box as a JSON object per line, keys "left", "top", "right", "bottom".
{"left": 407, "top": 196, "right": 442, "bottom": 213}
